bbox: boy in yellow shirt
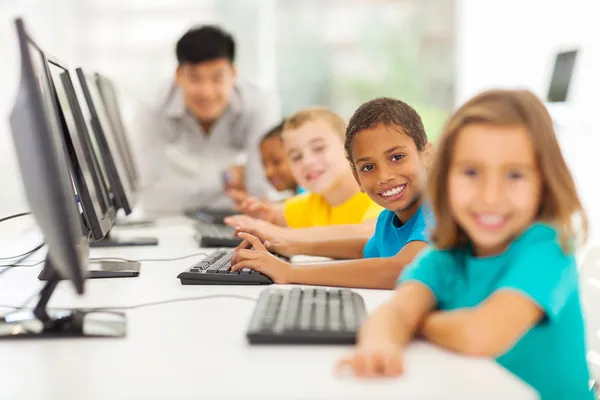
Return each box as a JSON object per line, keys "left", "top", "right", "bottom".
{"left": 224, "top": 107, "right": 382, "bottom": 236}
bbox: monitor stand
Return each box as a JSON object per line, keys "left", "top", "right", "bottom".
{"left": 89, "top": 230, "right": 158, "bottom": 247}
{"left": 37, "top": 259, "right": 141, "bottom": 281}
{"left": 0, "top": 259, "right": 127, "bottom": 338}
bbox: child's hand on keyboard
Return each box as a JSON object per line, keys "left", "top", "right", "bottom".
{"left": 236, "top": 197, "right": 274, "bottom": 221}
{"left": 231, "top": 232, "right": 292, "bottom": 284}
{"left": 336, "top": 340, "right": 404, "bottom": 378}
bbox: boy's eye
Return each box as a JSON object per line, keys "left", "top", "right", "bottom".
{"left": 391, "top": 154, "right": 404, "bottom": 162}
{"left": 360, "top": 164, "right": 374, "bottom": 172}
{"left": 312, "top": 145, "right": 326, "bottom": 153}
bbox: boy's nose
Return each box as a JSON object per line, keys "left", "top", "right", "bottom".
{"left": 376, "top": 168, "right": 395, "bottom": 185}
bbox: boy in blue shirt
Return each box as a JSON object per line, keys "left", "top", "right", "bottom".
{"left": 230, "top": 97, "right": 434, "bottom": 289}
{"left": 338, "top": 89, "right": 592, "bottom": 399}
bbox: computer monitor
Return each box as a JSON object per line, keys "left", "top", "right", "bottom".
{"left": 75, "top": 68, "right": 158, "bottom": 247}
{"left": 41, "top": 58, "right": 142, "bottom": 278}
{"left": 76, "top": 68, "right": 135, "bottom": 215}
{"left": 45, "top": 56, "right": 116, "bottom": 241}
{"left": 547, "top": 50, "right": 578, "bottom": 103}
{"left": 2, "top": 17, "right": 125, "bottom": 338}
{"left": 94, "top": 73, "right": 138, "bottom": 189}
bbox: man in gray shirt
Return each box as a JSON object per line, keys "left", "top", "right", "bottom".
{"left": 131, "top": 25, "right": 280, "bottom": 216}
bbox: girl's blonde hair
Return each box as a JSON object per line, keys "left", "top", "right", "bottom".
{"left": 428, "top": 89, "right": 587, "bottom": 251}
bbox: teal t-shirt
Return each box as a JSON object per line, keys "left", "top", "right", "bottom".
{"left": 362, "top": 205, "right": 432, "bottom": 258}
{"left": 399, "top": 223, "right": 592, "bottom": 400}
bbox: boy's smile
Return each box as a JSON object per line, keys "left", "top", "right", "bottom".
{"left": 351, "top": 123, "right": 429, "bottom": 222}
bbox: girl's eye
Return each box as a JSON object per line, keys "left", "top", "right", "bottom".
{"left": 508, "top": 171, "right": 524, "bottom": 180}
{"left": 391, "top": 154, "right": 404, "bottom": 162}
{"left": 312, "top": 145, "right": 326, "bottom": 153}
{"left": 290, "top": 154, "right": 302, "bottom": 163}
{"left": 463, "top": 168, "right": 478, "bottom": 177}
{"left": 360, "top": 164, "right": 374, "bottom": 172}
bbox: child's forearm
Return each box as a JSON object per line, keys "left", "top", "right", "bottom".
{"left": 292, "top": 237, "right": 368, "bottom": 259}
{"left": 358, "top": 284, "right": 436, "bottom": 348}
{"left": 268, "top": 203, "right": 288, "bottom": 227}
{"left": 281, "top": 221, "right": 375, "bottom": 258}
{"left": 421, "top": 310, "right": 495, "bottom": 356}
{"left": 287, "top": 256, "right": 405, "bottom": 289}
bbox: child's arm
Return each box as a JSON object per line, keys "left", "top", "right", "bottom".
{"left": 231, "top": 233, "right": 426, "bottom": 289}
{"left": 336, "top": 282, "right": 436, "bottom": 376}
{"left": 421, "top": 292, "right": 544, "bottom": 357}
{"left": 226, "top": 216, "right": 376, "bottom": 259}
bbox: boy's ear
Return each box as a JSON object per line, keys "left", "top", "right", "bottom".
{"left": 351, "top": 167, "right": 365, "bottom": 193}
{"left": 422, "top": 141, "right": 435, "bottom": 168}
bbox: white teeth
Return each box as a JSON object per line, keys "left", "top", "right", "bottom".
{"left": 381, "top": 185, "right": 405, "bottom": 197}
{"left": 477, "top": 215, "right": 504, "bottom": 225}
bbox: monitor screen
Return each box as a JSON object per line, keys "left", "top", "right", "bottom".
{"left": 46, "top": 60, "right": 115, "bottom": 239}
{"left": 76, "top": 68, "right": 135, "bottom": 214}
{"left": 95, "top": 74, "right": 138, "bottom": 188}
{"left": 547, "top": 50, "right": 578, "bottom": 103}
{"left": 9, "top": 19, "right": 88, "bottom": 291}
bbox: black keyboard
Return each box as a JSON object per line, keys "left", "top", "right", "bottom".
{"left": 185, "top": 208, "right": 237, "bottom": 225}
{"left": 246, "top": 287, "right": 367, "bottom": 344}
{"left": 177, "top": 249, "right": 273, "bottom": 285}
{"left": 193, "top": 223, "right": 242, "bottom": 248}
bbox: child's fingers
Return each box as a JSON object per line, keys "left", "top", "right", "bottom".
{"left": 383, "top": 354, "right": 403, "bottom": 376}
{"left": 237, "top": 232, "right": 267, "bottom": 252}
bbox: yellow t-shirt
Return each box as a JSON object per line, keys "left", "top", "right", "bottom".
{"left": 284, "top": 192, "right": 383, "bottom": 228}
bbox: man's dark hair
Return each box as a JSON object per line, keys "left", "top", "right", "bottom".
{"left": 345, "top": 97, "right": 428, "bottom": 163}
{"left": 260, "top": 119, "right": 286, "bottom": 144}
{"left": 176, "top": 25, "right": 235, "bottom": 65}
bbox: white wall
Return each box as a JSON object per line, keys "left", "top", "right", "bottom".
{"left": 456, "top": 0, "right": 600, "bottom": 244}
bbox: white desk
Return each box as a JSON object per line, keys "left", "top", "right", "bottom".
{"left": 0, "top": 217, "right": 538, "bottom": 400}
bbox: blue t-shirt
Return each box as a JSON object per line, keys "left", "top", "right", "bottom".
{"left": 399, "top": 223, "right": 592, "bottom": 400}
{"left": 362, "top": 205, "right": 431, "bottom": 258}
{"left": 296, "top": 187, "right": 306, "bottom": 195}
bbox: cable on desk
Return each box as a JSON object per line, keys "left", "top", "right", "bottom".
{"left": 0, "top": 211, "right": 30, "bottom": 224}
{"left": 89, "top": 251, "right": 209, "bottom": 263}
{"left": 0, "top": 242, "right": 45, "bottom": 277}
{"left": 0, "top": 294, "right": 257, "bottom": 317}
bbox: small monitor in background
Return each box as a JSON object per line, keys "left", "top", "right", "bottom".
{"left": 3, "top": 17, "right": 126, "bottom": 338}
{"left": 547, "top": 50, "right": 578, "bottom": 103}
{"left": 95, "top": 73, "right": 138, "bottom": 188}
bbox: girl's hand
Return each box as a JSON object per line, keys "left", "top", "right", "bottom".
{"left": 336, "top": 340, "right": 404, "bottom": 377}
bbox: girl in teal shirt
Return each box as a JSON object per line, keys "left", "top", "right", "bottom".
{"left": 338, "top": 89, "right": 592, "bottom": 400}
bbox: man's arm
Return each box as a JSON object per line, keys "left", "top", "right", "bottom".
{"left": 287, "top": 241, "right": 427, "bottom": 289}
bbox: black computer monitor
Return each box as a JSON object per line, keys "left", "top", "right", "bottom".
{"left": 76, "top": 68, "right": 135, "bottom": 215}
{"left": 75, "top": 68, "right": 157, "bottom": 247}
{"left": 42, "top": 58, "right": 142, "bottom": 278}
{"left": 2, "top": 17, "right": 125, "bottom": 338}
{"left": 46, "top": 56, "right": 116, "bottom": 241}
{"left": 94, "top": 73, "right": 138, "bottom": 189}
{"left": 547, "top": 50, "right": 578, "bottom": 103}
